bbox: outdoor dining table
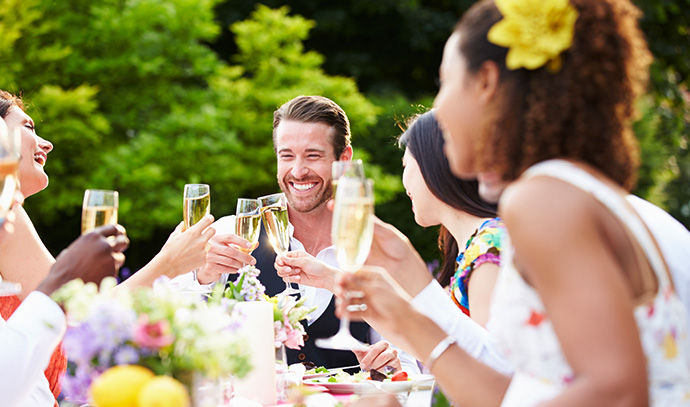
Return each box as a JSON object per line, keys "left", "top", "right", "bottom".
{"left": 260, "top": 380, "right": 436, "bottom": 407}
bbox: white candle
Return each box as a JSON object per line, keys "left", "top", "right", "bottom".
{"left": 233, "top": 301, "right": 276, "bottom": 406}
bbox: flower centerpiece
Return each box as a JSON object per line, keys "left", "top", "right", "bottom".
{"left": 52, "top": 277, "right": 252, "bottom": 406}
{"left": 212, "top": 265, "right": 316, "bottom": 350}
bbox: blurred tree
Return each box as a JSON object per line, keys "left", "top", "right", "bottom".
{"left": 632, "top": 0, "right": 690, "bottom": 226}
{"left": 0, "top": 2, "right": 395, "bottom": 270}
{"left": 211, "top": 0, "right": 473, "bottom": 98}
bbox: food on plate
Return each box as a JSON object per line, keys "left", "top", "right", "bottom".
{"left": 325, "top": 370, "right": 410, "bottom": 384}
{"left": 391, "top": 371, "right": 408, "bottom": 382}
{"left": 304, "top": 365, "right": 329, "bottom": 375}
{"left": 369, "top": 369, "right": 387, "bottom": 382}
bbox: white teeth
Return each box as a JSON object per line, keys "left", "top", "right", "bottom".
{"left": 293, "top": 183, "right": 316, "bottom": 191}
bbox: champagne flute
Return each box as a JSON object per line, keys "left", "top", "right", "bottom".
{"left": 0, "top": 119, "right": 21, "bottom": 296}
{"left": 315, "top": 176, "right": 374, "bottom": 351}
{"left": 81, "top": 189, "right": 119, "bottom": 234}
{"left": 183, "top": 184, "right": 210, "bottom": 231}
{"left": 331, "top": 159, "right": 364, "bottom": 197}
{"left": 235, "top": 198, "right": 261, "bottom": 263}
{"left": 258, "top": 192, "right": 301, "bottom": 296}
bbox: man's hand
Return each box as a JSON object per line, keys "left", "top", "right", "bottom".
{"left": 353, "top": 340, "right": 402, "bottom": 372}
{"left": 275, "top": 250, "right": 340, "bottom": 291}
{"left": 196, "top": 233, "right": 256, "bottom": 284}
{"left": 37, "top": 224, "right": 129, "bottom": 296}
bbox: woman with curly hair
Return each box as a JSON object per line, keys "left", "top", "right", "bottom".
{"left": 338, "top": 0, "right": 690, "bottom": 406}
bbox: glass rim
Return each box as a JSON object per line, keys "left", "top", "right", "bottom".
{"left": 257, "top": 191, "right": 285, "bottom": 199}
{"left": 83, "top": 189, "right": 119, "bottom": 207}
{"left": 257, "top": 192, "right": 286, "bottom": 204}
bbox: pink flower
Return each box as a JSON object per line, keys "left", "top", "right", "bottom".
{"left": 283, "top": 324, "right": 304, "bottom": 350}
{"left": 133, "top": 315, "right": 174, "bottom": 349}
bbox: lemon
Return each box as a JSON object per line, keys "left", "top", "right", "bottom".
{"left": 137, "top": 375, "right": 190, "bottom": 407}
{"left": 90, "top": 365, "right": 155, "bottom": 407}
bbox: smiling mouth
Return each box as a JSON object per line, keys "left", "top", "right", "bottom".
{"left": 290, "top": 182, "right": 317, "bottom": 192}
{"left": 34, "top": 153, "right": 46, "bottom": 166}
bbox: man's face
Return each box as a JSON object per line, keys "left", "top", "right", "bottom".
{"left": 275, "top": 120, "right": 342, "bottom": 213}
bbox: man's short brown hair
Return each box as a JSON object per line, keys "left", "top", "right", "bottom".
{"left": 272, "top": 96, "right": 351, "bottom": 158}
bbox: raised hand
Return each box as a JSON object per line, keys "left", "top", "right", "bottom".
{"left": 156, "top": 214, "right": 216, "bottom": 278}
{"left": 275, "top": 250, "right": 340, "bottom": 291}
{"left": 335, "top": 266, "right": 419, "bottom": 358}
{"left": 196, "top": 233, "right": 256, "bottom": 284}
{"left": 353, "top": 340, "right": 402, "bottom": 373}
{"left": 37, "top": 224, "right": 129, "bottom": 295}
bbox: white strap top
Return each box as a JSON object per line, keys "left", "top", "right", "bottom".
{"left": 487, "top": 159, "right": 690, "bottom": 406}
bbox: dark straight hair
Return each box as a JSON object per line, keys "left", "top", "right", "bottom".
{"left": 399, "top": 111, "right": 497, "bottom": 286}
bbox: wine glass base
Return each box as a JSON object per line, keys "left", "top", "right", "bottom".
{"left": 315, "top": 332, "right": 368, "bottom": 352}
{"left": 279, "top": 286, "right": 303, "bottom": 296}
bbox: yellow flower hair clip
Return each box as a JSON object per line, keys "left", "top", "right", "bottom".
{"left": 488, "top": 0, "right": 578, "bottom": 71}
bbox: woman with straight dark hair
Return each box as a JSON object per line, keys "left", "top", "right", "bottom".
{"left": 399, "top": 110, "right": 502, "bottom": 326}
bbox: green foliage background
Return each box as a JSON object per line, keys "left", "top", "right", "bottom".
{"left": 0, "top": 0, "right": 688, "bottom": 271}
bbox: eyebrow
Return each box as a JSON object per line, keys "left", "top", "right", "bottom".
{"left": 277, "top": 148, "right": 327, "bottom": 154}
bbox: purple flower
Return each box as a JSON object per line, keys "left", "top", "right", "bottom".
{"left": 114, "top": 346, "right": 140, "bottom": 365}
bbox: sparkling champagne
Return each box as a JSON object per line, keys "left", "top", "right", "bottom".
{"left": 261, "top": 206, "right": 289, "bottom": 255}
{"left": 332, "top": 197, "right": 374, "bottom": 272}
{"left": 81, "top": 206, "right": 118, "bottom": 234}
{"left": 0, "top": 158, "right": 19, "bottom": 220}
{"left": 331, "top": 179, "right": 338, "bottom": 199}
{"left": 235, "top": 213, "right": 261, "bottom": 254}
{"left": 183, "top": 193, "right": 210, "bottom": 231}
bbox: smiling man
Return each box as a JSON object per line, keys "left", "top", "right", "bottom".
{"left": 181, "top": 96, "right": 414, "bottom": 370}
{"left": 254, "top": 96, "right": 371, "bottom": 367}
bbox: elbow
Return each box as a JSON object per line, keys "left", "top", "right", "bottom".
{"left": 581, "top": 371, "right": 649, "bottom": 407}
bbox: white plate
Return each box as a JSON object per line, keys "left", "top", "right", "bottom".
{"left": 302, "top": 372, "right": 332, "bottom": 380}
{"left": 302, "top": 374, "right": 435, "bottom": 394}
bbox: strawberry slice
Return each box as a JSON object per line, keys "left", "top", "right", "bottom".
{"left": 391, "top": 371, "right": 408, "bottom": 382}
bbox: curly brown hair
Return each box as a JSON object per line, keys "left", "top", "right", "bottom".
{"left": 455, "top": 0, "right": 652, "bottom": 191}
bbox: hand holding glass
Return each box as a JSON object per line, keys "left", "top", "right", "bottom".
{"left": 82, "top": 190, "right": 119, "bottom": 234}
{"left": 183, "top": 184, "right": 210, "bottom": 231}
{"left": 258, "top": 193, "right": 300, "bottom": 296}
{"left": 315, "top": 176, "right": 374, "bottom": 351}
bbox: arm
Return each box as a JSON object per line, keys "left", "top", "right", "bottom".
{"left": 275, "top": 250, "right": 341, "bottom": 292}
{"left": 0, "top": 204, "right": 55, "bottom": 299}
{"left": 363, "top": 218, "right": 513, "bottom": 374}
{"left": 337, "top": 266, "right": 510, "bottom": 407}
{"left": 500, "top": 178, "right": 647, "bottom": 407}
{"left": 467, "top": 262, "right": 500, "bottom": 327}
{"left": 0, "top": 292, "right": 66, "bottom": 407}
{"left": 411, "top": 280, "right": 512, "bottom": 374}
{"left": 118, "top": 215, "right": 216, "bottom": 288}
{"left": 0, "top": 224, "right": 128, "bottom": 407}
{"left": 364, "top": 217, "right": 433, "bottom": 297}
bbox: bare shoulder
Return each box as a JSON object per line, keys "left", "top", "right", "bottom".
{"left": 498, "top": 176, "right": 606, "bottom": 279}
{"left": 500, "top": 176, "right": 600, "bottom": 232}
